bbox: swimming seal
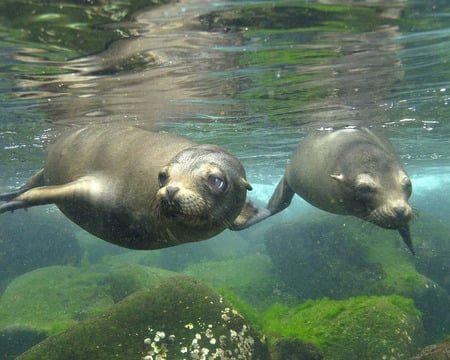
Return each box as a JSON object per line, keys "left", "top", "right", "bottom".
{"left": 267, "top": 127, "right": 414, "bottom": 254}
{"left": 0, "top": 125, "right": 268, "bottom": 250}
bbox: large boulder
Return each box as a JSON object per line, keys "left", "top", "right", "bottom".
{"left": 182, "top": 253, "right": 278, "bottom": 310}
{"left": 265, "top": 213, "right": 450, "bottom": 342}
{"left": 263, "top": 295, "right": 424, "bottom": 360}
{"left": 18, "top": 276, "right": 269, "bottom": 359}
{"left": 0, "top": 264, "right": 177, "bottom": 359}
{"left": 0, "top": 210, "right": 82, "bottom": 293}
{"left": 410, "top": 338, "right": 450, "bottom": 360}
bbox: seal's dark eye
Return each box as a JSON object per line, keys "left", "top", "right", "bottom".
{"left": 208, "top": 175, "right": 226, "bottom": 192}
{"left": 402, "top": 179, "right": 412, "bottom": 194}
{"left": 356, "top": 184, "right": 375, "bottom": 197}
{"left": 158, "top": 172, "right": 168, "bottom": 188}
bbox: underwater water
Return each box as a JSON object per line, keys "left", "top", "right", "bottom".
{"left": 0, "top": 0, "right": 450, "bottom": 359}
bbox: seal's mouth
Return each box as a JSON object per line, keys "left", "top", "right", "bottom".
{"left": 157, "top": 191, "right": 209, "bottom": 224}
{"left": 366, "top": 204, "right": 412, "bottom": 229}
{"left": 366, "top": 206, "right": 414, "bottom": 255}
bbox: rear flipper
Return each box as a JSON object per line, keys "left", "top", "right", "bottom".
{"left": 0, "top": 175, "right": 99, "bottom": 214}
{"left": 267, "top": 176, "right": 295, "bottom": 216}
{"left": 229, "top": 199, "right": 271, "bottom": 230}
{"left": 0, "top": 169, "right": 46, "bottom": 202}
{"left": 230, "top": 176, "right": 296, "bottom": 231}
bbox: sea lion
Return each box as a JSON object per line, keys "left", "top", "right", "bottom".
{"left": 267, "top": 126, "right": 414, "bottom": 254}
{"left": 0, "top": 125, "right": 268, "bottom": 250}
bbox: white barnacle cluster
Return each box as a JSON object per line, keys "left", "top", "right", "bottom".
{"left": 142, "top": 327, "right": 175, "bottom": 360}
{"left": 142, "top": 307, "right": 258, "bottom": 360}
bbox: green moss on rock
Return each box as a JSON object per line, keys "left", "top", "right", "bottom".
{"left": 182, "top": 254, "right": 279, "bottom": 310}
{"left": 262, "top": 295, "right": 423, "bottom": 360}
{"left": 0, "top": 263, "right": 178, "bottom": 359}
{"left": 0, "top": 265, "right": 112, "bottom": 334}
{"left": 18, "top": 276, "right": 269, "bottom": 360}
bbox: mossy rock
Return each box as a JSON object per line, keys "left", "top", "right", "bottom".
{"left": 181, "top": 254, "right": 279, "bottom": 310}
{"left": 269, "top": 337, "right": 324, "bottom": 360}
{"left": 410, "top": 337, "right": 450, "bottom": 360}
{"left": 411, "top": 214, "right": 450, "bottom": 293}
{"left": 265, "top": 213, "right": 450, "bottom": 341}
{"left": 0, "top": 210, "right": 82, "bottom": 293}
{"left": 262, "top": 295, "right": 424, "bottom": 360}
{"left": 18, "top": 276, "right": 269, "bottom": 360}
{"left": 0, "top": 264, "right": 178, "bottom": 359}
{"left": 265, "top": 214, "right": 385, "bottom": 300}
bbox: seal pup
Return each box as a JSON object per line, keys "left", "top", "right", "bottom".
{"left": 267, "top": 127, "right": 414, "bottom": 254}
{"left": 0, "top": 125, "right": 268, "bottom": 250}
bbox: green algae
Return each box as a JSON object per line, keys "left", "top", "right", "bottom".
{"left": 0, "top": 266, "right": 112, "bottom": 334}
{"left": 181, "top": 254, "right": 279, "bottom": 310}
{"left": 262, "top": 295, "right": 423, "bottom": 359}
{"left": 0, "top": 264, "right": 178, "bottom": 336}
{"left": 17, "top": 276, "right": 269, "bottom": 360}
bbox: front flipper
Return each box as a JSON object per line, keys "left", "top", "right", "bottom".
{"left": 229, "top": 199, "right": 271, "bottom": 231}
{"left": 267, "top": 176, "right": 295, "bottom": 216}
{"left": 0, "top": 176, "right": 99, "bottom": 214}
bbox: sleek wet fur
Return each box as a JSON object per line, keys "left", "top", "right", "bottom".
{"left": 0, "top": 125, "right": 268, "bottom": 250}
{"left": 268, "top": 127, "right": 414, "bottom": 254}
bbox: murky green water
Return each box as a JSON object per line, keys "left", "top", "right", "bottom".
{"left": 0, "top": 0, "right": 449, "bottom": 358}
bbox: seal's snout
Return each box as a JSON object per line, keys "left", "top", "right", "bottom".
{"left": 392, "top": 203, "right": 412, "bottom": 222}
{"left": 158, "top": 185, "right": 181, "bottom": 209}
{"left": 393, "top": 200, "right": 412, "bottom": 220}
{"left": 393, "top": 206, "right": 406, "bottom": 217}
{"left": 166, "top": 186, "right": 179, "bottom": 204}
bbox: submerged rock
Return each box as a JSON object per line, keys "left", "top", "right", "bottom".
{"left": 410, "top": 338, "right": 450, "bottom": 360}
{"left": 265, "top": 213, "right": 450, "bottom": 342}
{"left": 0, "top": 264, "right": 177, "bottom": 359}
{"left": 182, "top": 253, "right": 278, "bottom": 310}
{"left": 265, "top": 214, "right": 386, "bottom": 300}
{"left": 262, "top": 295, "right": 424, "bottom": 360}
{"left": 269, "top": 337, "right": 324, "bottom": 360}
{"left": 18, "top": 276, "right": 269, "bottom": 359}
{"left": 0, "top": 210, "right": 82, "bottom": 293}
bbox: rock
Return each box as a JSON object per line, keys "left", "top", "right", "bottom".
{"left": 17, "top": 276, "right": 269, "bottom": 359}
{"left": 413, "top": 215, "right": 450, "bottom": 294}
{"left": 0, "top": 326, "right": 47, "bottom": 360}
{"left": 182, "top": 254, "right": 278, "bottom": 310}
{"left": 265, "top": 213, "right": 450, "bottom": 342}
{"left": 410, "top": 339, "right": 450, "bottom": 360}
{"left": 0, "top": 210, "right": 82, "bottom": 293}
{"left": 269, "top": 337, "right": 324, "bottom": 360}
{"left": 262, "top": 295, "right": 424, "bottom": 360}
{"left": 0, "top": 264, "right": 177, "bottom": 359}
{"left": 265, "top": 214, "right": 385, "bottom": 300}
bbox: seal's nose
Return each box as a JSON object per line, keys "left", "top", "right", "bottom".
{"left": 166, "top": 186, "right": 179, "bottom": 203}
{"left": 393, "top": 206, "right": 406, "bottom": 217}
{"left": 391, "top": 202, "right": 412, "bottom": 222}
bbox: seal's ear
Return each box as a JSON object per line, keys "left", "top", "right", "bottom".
{"left": 229, "top": 200, "right": 270, "bottom": 231}
{"left": 241, "top": 178, "right": 253, "bottom": 191}
{"left": 330, "top": 174, "right": 345, "bottom": 182}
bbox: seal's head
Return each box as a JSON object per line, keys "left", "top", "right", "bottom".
{"left": 331, "top": 144, "right": 414, "bottom": 253}
{"left": 156, "top": 144, "right": 252, "bottom": 231}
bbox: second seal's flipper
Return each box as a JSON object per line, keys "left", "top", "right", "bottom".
{"left": 267, "top": 177, "right": 295, "bottom": 216}
{"left": 229, "top": 200, "right": 271, "bottom": 230}
{"left": 0, "top": 176, "right": 100, "bottom": 214}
